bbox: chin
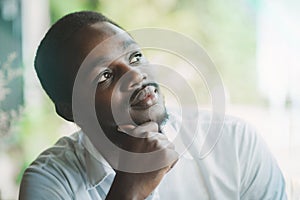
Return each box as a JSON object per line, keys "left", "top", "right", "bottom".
{"left": 130, "top": 103, "right": 168, "bottom": 126}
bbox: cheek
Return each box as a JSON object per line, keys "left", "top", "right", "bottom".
{"left": 110, "top": 91, "right": 130, "bottom": 116}
{"left": 110, "top": 91, "right": 133, "bottom": 125}
{"left": 94, "top": 88, "right": 129, "bottom": 123}
{"left": 94, "top": 88, "right": 113, "bottom": 119}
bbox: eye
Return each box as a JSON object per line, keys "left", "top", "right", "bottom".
{"left": 129, "top": 52, "right": 143, "bottom": 65}
{"left": 98, "top": 71, "right": 113, "bottom": 84}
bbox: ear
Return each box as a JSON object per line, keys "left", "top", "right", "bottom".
{"left": 55, "top": 102, "right": 74, "bottom": 122}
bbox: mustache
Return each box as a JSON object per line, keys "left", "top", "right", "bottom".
{"left": 129, "top": 82, "right": 159, "bottom": 103}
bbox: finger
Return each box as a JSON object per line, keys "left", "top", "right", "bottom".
{"left": 160, "top": 139, "right": 176, "bottom": 151}
{"left": 117, "top": 124, "right": 136, "bottom": 134}
{"left": 124, "top": 122, "right": 158, "bottom": 138}
{"left": 166, "top": 157, "right": 179, "bottom": 173}
{"left": 133, "top": 121, "right": 159, "bottom": 134}
{"left": 118, "top": 121, "right": 159, "bottom": 137}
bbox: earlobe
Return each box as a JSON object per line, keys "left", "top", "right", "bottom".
{"left": 55, "top": 103, "right": 74, "bottom": 122}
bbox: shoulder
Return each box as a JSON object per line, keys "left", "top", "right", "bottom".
{"left": 197, "top": 110, "right": 258, "bottom": 142}
{"left": 28, "top": 131, "right": 85, "bottom": 173}
{"left": 218, "top": 114, "right": 286, "bottom": 199}
{"left": 196, "top": 111, "right": 286, "bottom": 199}
{"left": 19, "top": 132, "right": 87, "bottom": 199}
{"left": 206, "top": 112, "right": 266, "bottom": 161}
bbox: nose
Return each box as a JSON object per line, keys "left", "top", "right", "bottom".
{"left": 128, "top": 70, "right": 147, "bottom": 89}
{"left": 117, "top": 62, "right": 147, "bottom": 91}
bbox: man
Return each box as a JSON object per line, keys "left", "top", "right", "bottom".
{"left": 19, "top": 11, "right": 286, "bottom": 199}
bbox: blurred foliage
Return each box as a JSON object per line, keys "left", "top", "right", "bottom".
{"left": 16, "top": 95, "right": 69, "bottom": 183}
{"left": 50, "top": 0, "right": 100, "bottom": 23}
{"left": 0, "top": 53, "right": 22, "bottom": 139}
{"left": 49, "top": 0, "right": 260, "bottom": 104}
{"left": 0, "top": 53, "right": 23, "bottom": 188}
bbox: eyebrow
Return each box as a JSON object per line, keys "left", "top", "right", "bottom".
{"left": 88, "top": 39, "right": 139, "bottom": 71}
{"left": 122, "top": 39, "right": 138, "bottom": 51}
{"left": 88, "top": 56, "right": 108, "bottom": 71}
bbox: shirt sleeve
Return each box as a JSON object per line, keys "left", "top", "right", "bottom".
{"left": 238, "top": 122, "right": 287, "bottom": 200}
{"left": 19, "top": 166, "right": 72, "bottom": 200}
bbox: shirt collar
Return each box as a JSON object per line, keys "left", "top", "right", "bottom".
{"left": 78, "top": 131, "right": 115, "bottom": 189}
{"left": 161, "top": 112, "right": 194, "bottom": 160}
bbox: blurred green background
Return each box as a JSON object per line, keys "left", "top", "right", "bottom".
{"left": 1, "top": 0, "right": 300, "bottom": 199}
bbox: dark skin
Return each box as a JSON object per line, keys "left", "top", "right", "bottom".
{"left": 56, "top": 22, "right": 178, "bottom": 199}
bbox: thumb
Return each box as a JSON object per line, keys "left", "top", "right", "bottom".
{"left": 118, "top": 121, "right": 159, "bottom": 137}
{"left": 117, "top": 124, "right": 136, "bottom": 135}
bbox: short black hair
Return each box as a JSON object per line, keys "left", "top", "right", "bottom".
{"left": 35, "top": 11, "right": 121, "bottom": 104}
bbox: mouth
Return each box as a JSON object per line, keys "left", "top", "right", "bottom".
{"left": 130, "top": 83, "right": 159, "bottom": 109}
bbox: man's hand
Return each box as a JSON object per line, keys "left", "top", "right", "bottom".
{"left": 105, "top": 122, "right": 178, "bottom": 200}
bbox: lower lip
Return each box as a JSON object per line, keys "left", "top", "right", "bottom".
{"left": 131, "top": 94, "right": 158, "bottom": 110}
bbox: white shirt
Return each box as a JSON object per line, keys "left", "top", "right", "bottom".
{"left": 19, "top": 112, "right": 287, "bottom": 199}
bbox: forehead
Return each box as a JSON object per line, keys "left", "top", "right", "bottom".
{"left": 62, "top": 21, "right": 138, "bottom": 74}
{"left": 68, "top": 22, "right": 136, "bottom": 58}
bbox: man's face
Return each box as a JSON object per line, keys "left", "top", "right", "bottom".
{"left": 67, "top": 22, "right": 167, "bottom": 131}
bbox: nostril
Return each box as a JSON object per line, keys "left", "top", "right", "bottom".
{"left": 154, "top": 88, "right": 158, "bottom": 93}
{"left": 141, "top": 73, "right": 147, "bottom": 80}
{"left": 129, "top": 72, "right": 147, "bottom": 89}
